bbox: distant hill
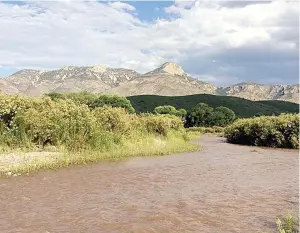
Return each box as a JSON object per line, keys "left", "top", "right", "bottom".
{"left": 257, "top": 100, "right": 299, "bottom": 113}
{"left": 0, "top": 62, "right": 298, "bottom": 103}
{"left": 128, "top": 94, "right": 298, "bottom": 118}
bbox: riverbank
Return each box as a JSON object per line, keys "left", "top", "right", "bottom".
{"left": 0, "top": 133, "right": 199, "bottom": 177}
{"left": 0, "top": 135, "right": 298, "bottom": 233}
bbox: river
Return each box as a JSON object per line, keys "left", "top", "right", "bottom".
{"left": 0, "top": 135, "right": 298, "bottom": 233}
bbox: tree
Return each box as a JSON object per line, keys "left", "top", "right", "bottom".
{"left": 185, "top": 103, "right": 213, "bottom": 127}
{"left": 210, "top": 106, "right": 236, "bottom": 126}
{"left": 89, "top": 95, "right": 135, "bottom": 113}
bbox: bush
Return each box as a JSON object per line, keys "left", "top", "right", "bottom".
{"left": 45, "top": 91, "right": 98, "bottom": 105}
{"left": 154, "top": 105, "right": 187, "bottom": 118}
{"left": 0, "top": 94, "right": 190, "bottom": 152}
{"left": 89, "top": 95, "right": 135, "bottom": 113}
{"left": 142, "top": 114, "right": 184, "bottom": 136}
{"left": 277, "top": 215, "right": 299, "bottom": 233}
{"left": 185, "top": 103, "right": 213, "bottom": 127}
{"left": 210, "top": 107, "right": 235, "bottom": 126}
{"left": 224, "top": 114, "right": 299, "bottom": 148}
{"left": 185, "top": 103, "right": 236, "bottom": 127}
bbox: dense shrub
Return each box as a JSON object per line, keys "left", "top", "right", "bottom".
{"left": 224, "top": 114, "right": 299, "bottom": 148}
{"left": 45, "top": 91, "right": 98, "bottom": 105}
{"left": 92, "top": 106, "right": 138, "bottom": 134}
{"left": 211, "top": 107, "right": 236, "bottom": 126}
{"left": 185, "top": 103, "right": 213, "bottom": 127}
{"left": 185, "top": 103, "right": 236, "bottom": 127}
{"left": 154, "top": 105, "right": 187, "bottom": 118}
{"left": 0, "top": 94, "right": 187, "bottom": 152}
{"left": 89, "top": 95, "right": 135, "bottom": 113}
{"left": 0, "top": 94, "right": 39, "bottom": 128}
{"left": 141, "top": 114, "right": 184, "bottom": 136}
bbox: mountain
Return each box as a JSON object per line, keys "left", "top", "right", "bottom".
{"left": 106, "top": 62, "right": 217, "bottom": 96}
{"left": 0, "top": 66, "right": 139, "bottom": 96}
{"left": 218, "top": 82, "right": 299, "bottom": 103}
{"left": 0, "top": 62, "right": 298, "bottom": 103}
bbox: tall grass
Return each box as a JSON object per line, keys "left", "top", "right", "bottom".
{"left": 277, "top": 215, "right": 299, "bottom": 233}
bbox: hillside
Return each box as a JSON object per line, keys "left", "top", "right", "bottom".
{"left": 0, "top": 62, "right": 298, "bottom": 103}
{"left": 127, "top": 94, "right": 298, "bottom": 118}
{"left": 257, "top": 100, "right": 299, "bottom": 113}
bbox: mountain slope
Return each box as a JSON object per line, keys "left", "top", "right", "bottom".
{"left": 0, "top": 62, "right": 298, "bottom": 103}
{"left": 0, "top": 66, "right": 139, "bottom": 96}
{"left": 128, "top": 94, "right": 298, "bottom": 117}
{"left": 218, "top": 82, "right": 299, "bottom": 102}
{"left": 106, "top": 63, "right": 217, "bottom": 96}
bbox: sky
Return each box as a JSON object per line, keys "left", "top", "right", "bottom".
{"left": 0, "top": 0, "right": 298, "bottom": 86}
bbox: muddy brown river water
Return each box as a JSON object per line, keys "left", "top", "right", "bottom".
{"left": 0, "top": 135, "right": 298, "bottom": 233}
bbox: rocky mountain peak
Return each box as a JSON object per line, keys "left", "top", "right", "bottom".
{"left": 147, "top": 62, "right": 186, "bottom": 76}
{"left": 62, "top": 66, "right": 76, "bottom": 71}
{"left": 88, "top": 65, "right": 108, "bottom": 73}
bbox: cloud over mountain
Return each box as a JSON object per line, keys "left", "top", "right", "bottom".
{"left": 0, "top": 0, "right": 298, "bottom": 85}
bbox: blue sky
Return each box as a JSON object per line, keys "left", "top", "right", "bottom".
{"left": 0, "top": 0, "right": 298, "bottom": 85}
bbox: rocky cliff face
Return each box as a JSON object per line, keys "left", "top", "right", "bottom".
{"left": 217, "top": 82, "right": 299, "bottom": 103}
{"left": 0, "top": 63, "right": 298, "bottom": 103}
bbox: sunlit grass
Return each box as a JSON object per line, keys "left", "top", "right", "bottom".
{"left": 0, "top": 132, "right": 199, "bottom": 178}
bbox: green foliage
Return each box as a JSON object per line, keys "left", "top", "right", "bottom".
{"left": 89, "top": 95, "right": 135, "bottom": 113}
{"left": 186, "top": 103, "right": 214, "bottom": 127}
{"left": 211, "top": 106, "right": 236, "bottom": 127}
{"left": 277, "top": 215, "right": 299, "bottom": 233}
{"left": 0, "top": 94, "right": 189, "bottom": 153}
{"left": 65, "top": 91, "right": 99, "bottom": 105}
{"left": 154, "top": 105, "right": 187, "bottom": 118}
{"left": 258, "top": 100, "right": 299, "bottom": 114}
{"left": 224, "top": 114, "right": 299, "bottom": 148}
{"left": 128, "top": 94, "right": 297, "bottom": 118}
{"left": 141, "top": 114, "right": 184, "bottom": 136}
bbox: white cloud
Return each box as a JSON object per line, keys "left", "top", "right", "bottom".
{"left": 108, "top": 2, "right": 136, "bottom": 12}
{"left": 0, "top": 0, "right": 298, "bottom": 85}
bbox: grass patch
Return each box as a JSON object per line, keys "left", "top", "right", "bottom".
{"left": 0, "top": 132, "right": 199, "bottom": 177}
{"left": 187, "top": 126, "right": 224, "bottom": 136}
{"left": 277, "top": 215, "right": 299, "bottom": 233}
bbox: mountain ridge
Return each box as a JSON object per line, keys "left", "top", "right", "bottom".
{"left": 0, "top": 62, "right": 298, "bottom": 103}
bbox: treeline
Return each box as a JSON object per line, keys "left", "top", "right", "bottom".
{"left": 46, "top": 92, "right": 237, "bottom": 128}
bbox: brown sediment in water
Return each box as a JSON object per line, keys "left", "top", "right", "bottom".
{"left": 0, "top": 135, "right": 298, "bottom": 233}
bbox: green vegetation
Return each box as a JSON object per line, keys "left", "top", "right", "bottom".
{"left": 224, "top": 114, "right": 299, "bottom": 148}
{"left": 185, "top": 103, "right": 235, "bottom": 127}
{"left": 89, "top": 95, "right": 135, "bottom": 113}
{"left": 277, "top": 215, "right": 299, "bottom": 233}
{"left": 258, "top": 100, "right": 299, "bottom": 113}
{"left": 0, "top": 94, "right": 198, "bottom": 176}
{"left": 154, "top": 105, "right": 187, "bottom": 118}
{"left": 127, "top": 94, "right": 298, "bottom": 118}
{"left": 46, "top": 92, "right": 135, "bottom": 113}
